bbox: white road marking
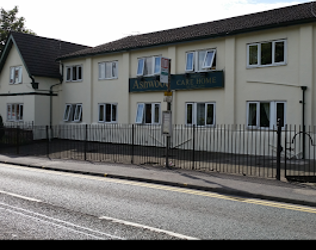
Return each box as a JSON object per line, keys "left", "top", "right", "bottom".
{"left": 0, "top": 190, "right": 42, "bottom": 203}
{"left": 0, "top": 202, "right": 124, "bottom": 240}
{"left": 99, "top": 215, "right": 199, "bottom": 240}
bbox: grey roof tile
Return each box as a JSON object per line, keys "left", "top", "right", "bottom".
{"left": 58, "top": 2, "right": 316, "bottom": 60}
{"left": 10, "top": 32, "right": 90, "bottom": 78}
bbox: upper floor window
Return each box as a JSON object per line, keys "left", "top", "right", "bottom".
{"left": 186, "top": 102, "right": 215, "bottom": 126}
{"left": 10, "top": 66, "right": 22, "bottom": 84}
{"left": 66, "top": 65, "right": 82, "bottom": 82}
{"left": 247, "top": 101, "right": 286, "bottom": 129}
{"left": 7, "top": 103, "right": 23, "bottom": 121}
{"left": 135, "top": 103, "right": 160, "bottom": 124}
{"left": 136, "top": 56, "right": 161, "bottom": 77}
{"left": 63, "top": 103, "right": 82, "bottom": 122}
{"left": 99, "top": 61, "right": 118, "bottom": 80}
{"left": 247, "top": 40, "right": 286, "bottom": 68}
{"left": 185, "top": 49, "right": 216, "bottom": 73}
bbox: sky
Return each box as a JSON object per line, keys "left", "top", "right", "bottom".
{"left": 0, "top": 0, "right": 312, "bottom": 47}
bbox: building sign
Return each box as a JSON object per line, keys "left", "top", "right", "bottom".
{"left": 129, "top": 71, "right": 224, "bottom": 92}
{"left": 160, "top": 57, "right": 170, "bottom": 84}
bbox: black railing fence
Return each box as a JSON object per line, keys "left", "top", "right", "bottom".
{"left": 1, "top": 123, "right": 316, "bottom": 181}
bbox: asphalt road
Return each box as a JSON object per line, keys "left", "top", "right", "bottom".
{"left": 0, "top": 163, "right": 316, "bottom": 240}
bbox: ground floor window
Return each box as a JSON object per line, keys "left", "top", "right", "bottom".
{"left": 7, "top": 103, "right": 23, "bottom": 121}
{"left": 186, "top": 102, "right": 215, "bottom": 126}
{"left": 98, "top": 103, "right": 117, "bottom": 123}
{"left": 63, "top": 103, "right": 82, "bottom": 122}
{"left": 135, "top": 103, "right": 160, "bottom": 124}
{"left": 247, "top": 101, "right": 286, "bottom": 128}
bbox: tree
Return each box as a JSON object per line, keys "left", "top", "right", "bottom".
{"left": 0, "top": 6, "right": 36, "bottom": 54}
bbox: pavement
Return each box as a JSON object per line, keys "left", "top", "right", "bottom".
{"left": 1, "top": 154, "right": 316, "bottom": 208}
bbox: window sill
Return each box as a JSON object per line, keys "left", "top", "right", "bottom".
{"left": 63, "top": 121, "right": 82, "bottom": 123}
{"left": 134, "top": 123, "right": 161, "bottom": 127}
{"left": 65, "top": 80, "right": 83, "bottom": 83}
{"left": 185, "top": 124, "right": 216, "bottom": 128}
{"left": 98, "top": 121, "right": 118, "bottom": 124}
{"left": 247, "top": 63, "right": 287, "bottom": 69}
{"left": 98, "top": 78, "right": 118, "bottom": 81}
{"left": 246, "top": 126, "right": 285, "bottom": 131}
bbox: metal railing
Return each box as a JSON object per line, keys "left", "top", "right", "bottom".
{"left": 1, "top": 122, "right": 316, "bottom": 181}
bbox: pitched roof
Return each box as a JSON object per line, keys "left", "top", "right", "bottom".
{"left": 0, "top": 32, "right": 90, "bottom": 79}
{"left": 58, "top": 2, "right": 316, "bottom": 60}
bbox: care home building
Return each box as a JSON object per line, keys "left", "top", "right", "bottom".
{"left": 1, "top": 2, "right": 316, "bottom": 130}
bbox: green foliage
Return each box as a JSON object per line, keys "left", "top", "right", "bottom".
{"left": 0, "top": 6, "right": 36, "bottom": 54}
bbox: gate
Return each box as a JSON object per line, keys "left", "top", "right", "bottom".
{"left": 283, "top": 125, "right": 316, "bottom": 182}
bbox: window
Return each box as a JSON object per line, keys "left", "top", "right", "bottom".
{"left": 136, "top": 56, "right": 161, "bottom": 77}
{"left": 247, "top": 40, "right": 286, "bottom": 67}
{"left": 99, "top": 61, "right": 118, "bottom": 79}
{"left": 185, "top": 49, "right": 216, "bottom": 73}
{"left": 186, "top": 102, "right": 215, "bottom": 126}
{"left": 66, "top": 65, "right": 82, "bottom": 82}
{"left": 98, "top": 103, "right": 117, "bottom": 123}
{"left": 7, "top": 104, "right": 23, "bottom": 121}
{"left": 135, "top": 103, "right": 160, "bottom": 124}
{"left": 247, "top": 101, "right": 286, "bottom": 129}
{"left": 10, "top": 66, "right": 22, "bottom": 84}
{"left": 63, "top": 104, "right": 82, "bottom": 122}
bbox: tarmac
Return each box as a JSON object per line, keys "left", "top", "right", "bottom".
{"left": 1, "top": 154, "right": 316, "bottom": 208}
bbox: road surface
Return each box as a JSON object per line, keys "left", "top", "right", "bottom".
{"left": 0, "top": 163, "right": 315, "bottom": 239}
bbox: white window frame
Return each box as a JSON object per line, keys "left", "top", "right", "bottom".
{"left": 98, "top": 103, "right": 118, "bottom": 123}
{"left": 135, "top": 103, "right": 160, "bottom": 124}
{"left": 185, "top": 102, "right": 216, "bottom": 127}
{"left": 202, "top": 50, "right": 216, "bottom": 69}
{"left": 98, "top": 61, "right": 118, "bottom": 80}
{"left": 136, "top": 56, "right": 161, "bottom": 77}
{"left": 63, "top": 104, "right": 73, "bottom": 122}
{"left": 247, "top": 39, "right": 287, "bottom": 68}
{"left": 185, "top": 52, "right": 195, "bottom": 72}
{"left": 135, "top": 103, "right": 145, "bottom": 123}
{"left": 9, "top": 66, "right": 22, "bottom": 84}
{"left": 66, "top": 65, "right": 82, "bottom": 82}
{"left": 7, "top": 103, "right": 23, "bottom": 121}
{"left": 73, "top": 104, "right": 82, "bottom": 122}
{"left": 63, "top": 104, "right": 82, "bottom": 122}
{"left": 185, "top": 49, "right": 216, "bottom": 73}
{"left": 246, "top": 101, "right": 286, "bottom": 129}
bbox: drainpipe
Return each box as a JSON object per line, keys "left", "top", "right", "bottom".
{"left": 50, "top": 65, "right": 64, "bottom": 127}
{"left": 301, "top": 86, "right": 307, "bottom": 159}
{"left": 30, "top": 72, "right": 62, "bottom": 132}
{"left": 30, "top": 75, "right": 39, "bottom": 90}
{"left": 49, "top": 63, "right": 64, "bottom": 137}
